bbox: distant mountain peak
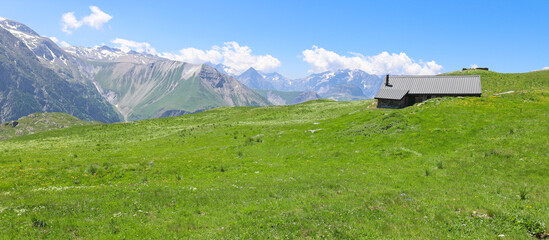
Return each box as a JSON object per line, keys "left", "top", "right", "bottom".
{"left": 241, "top": 67, "right": 264, "bottom": 78}
{"left": 205, "top": 63, "right": 231, "bottom": 75}
{"left": 97, "top": 45, "right": 121, "bottom": 52}
{"left": 0, "top": 17, "right": 39, "bottom": 36}
{"left": 245, "top": 67, "right": 258, "bottom": 72}
{"left": 236, "top": 67, "right": 275, "bottom": 90}
{"left": 63, "top": 45, "right": 166, "bottom": 64}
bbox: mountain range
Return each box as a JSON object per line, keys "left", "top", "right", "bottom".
{"left": 234, "top": 67, "right": 383, "bottom": 101}
{"left": 0, "top": 17, "right": 270, "bottom": 122}
{"left": 0, "top": 18, "right": 122, "bottom": 123}
{"left": 0, "top": 17, "right": 384, "bottom": 123}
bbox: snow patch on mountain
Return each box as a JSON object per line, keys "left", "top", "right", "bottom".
{"left": 64, "top": 45, "right": 166, "bottom": 64}
{"left": 181, "top": 63, "right": 202, "bottom": 80}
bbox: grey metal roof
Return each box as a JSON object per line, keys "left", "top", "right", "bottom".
{"left": 375, "top": 75, "right": 481, "bottom": 100}
{"left": 374, "top": 88, "right": 409, "bottom": 100}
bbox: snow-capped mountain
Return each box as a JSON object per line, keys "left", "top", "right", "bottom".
{"left": 0, "top": 17, "right": 122, "bottom": 123}
{"left": 206, "top": 63, "right": 232, "bottom": 75}
{"left": 236, "top": 68, "right": 295, "bottom": 91}
{"left": 235, "top": 67, "right": 383, "bottom": 101}
{"left": 262, "top": 72, "right": 295, "bottom": 91}
{"left": 295, "top": 69, "right": 383, "bottom": 100}
{"left": 0, "top": 17, "right": 269, "bottom": 122}
{"left": 64, "top": 45, "right": 166, "bottom": 64}
{"left": 0, "top": 17, "right": 87, "bottom": 82}
{"left": 236, "top": 67, "right": 275, "bottom": 90}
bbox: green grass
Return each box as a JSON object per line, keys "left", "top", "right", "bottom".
{"left": 0, "top": 71, "right": 548, "bottom": 239}
{"left": 0, "top": 113, "right": 98, "bottom": 140}
{"left": 445, "top": 69, "right": 549, "bottom": 95}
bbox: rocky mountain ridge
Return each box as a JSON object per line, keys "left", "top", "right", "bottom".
{"left": 0, "top": 21, "right": 123, "bottom": 123}
{"left": 0, "top": 17, "right": 270, "bottom": 122}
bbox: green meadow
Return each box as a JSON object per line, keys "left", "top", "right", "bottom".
{"left": 0, "top": 70, "right": 547, "bottom": 239}
{"left": 0, "top": 113, "right": 98, "bottom": 140}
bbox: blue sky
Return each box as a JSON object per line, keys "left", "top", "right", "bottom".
{"left": 1, "top": 0, "right": 547, "bottom": 78}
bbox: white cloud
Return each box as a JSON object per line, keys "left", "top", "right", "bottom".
{"left": 82, "top": 6, "right": 112, "bottom": 30}
{"left": 543, "top": 67, "right": 549, "bottom": 70}
{"left": 62, "top": 6, "right": 112, "bottom": 34}
{"left": 161, "top": 41, "right": 281, "bottom": 75}
{"left": 219, "top": 42, "right": 281, "bottom": 74}
{"left": 301, "top": 46, "right": 443, "bottom": 75}
{"left": 470, "top": 64, "right": 479, "bottom": 69}
{"left": 111, "top": 38, "right": 156, "bottom": 55}
{"left": 61, "top": 12, "right": 82, "bottom": 34}
{"left": 162, "top": 47, "right": 223, "bottom": 65}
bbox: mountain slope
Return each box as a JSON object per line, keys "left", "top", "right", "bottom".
{"left": 0, "top": 17, "right": 274, "bottom": 123}
{"left": 0, "top": 18, "right": 91, "bottom": 83}
{"left": 253, "top": 89, "right": 320, "bottom": 105}
{"left": 0, "top": 25, "right": 122, "bottom": 123}
{"left": 92, "top": 62, "right": 270, "bottom": 121}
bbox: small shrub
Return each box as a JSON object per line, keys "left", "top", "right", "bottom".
{"left": 87, "top": 165, "right": 98, "bottom": 175}
{"left": 31, "top": 217, "right": 47, "bottom": 227}
{"left": 437, "top": 161, "right": 444, "bottom": 169}
{"left": 425, "top": 169, "right": 431, "bottom": 176}
{"left": 519, "top": 187, "right": 529, "bottom": 200}
{"left": 176, "top": 175, "right": 182, "bottom": 181}
{"left": 141, "top": 176, "right": 149, "bottom": 183}
{"left": 502, "top": 214, "right": 546, "bottom": 238}
{"left": 102, "top": 162, "right": 111, "bottom": 169}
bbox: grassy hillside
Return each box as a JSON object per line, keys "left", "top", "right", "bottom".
{"left": 445, "top": 69, "right": 549, "bottom": 95}
{"left": 0, "top": 71, "right": 547, "bottom": 239}
{"left": 0, "top": 112, "right": 98, "bottom": 140}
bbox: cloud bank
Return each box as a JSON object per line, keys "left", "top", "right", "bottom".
{"left": 62, "top": 6, "right": 112, "bottom": 34}
{"left": 161, "top": 41, "right": 281, "bottom": 75}
{"left": 301, "top": 46, "right": 442, "bottom": 75}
